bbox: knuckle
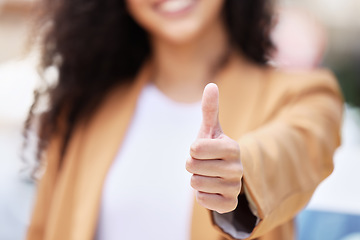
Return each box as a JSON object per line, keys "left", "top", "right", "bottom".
{"left": 185, "top": 158, "right": 195, "bottom": 173}
{"left": 223, "top": 181, "right": 241, "bottom": 197}
{"left": 227, "top": 165, "right": 237, "bottom": 177}
{"left": 227, "top": 142, "right": 240, "bottom": 159}
{"left": 196, "top": 191, "right": 207, "bottom": 205}
{"left": 234, "top": 163, "right": 243, "bottom": 176}
{"left": 190, "top": 175, "right": 202, "bottom": 189}
{"left": 224, "top": 163, "right": 242, "bottom": 179}
{"left": 222, "top": 197, "right": 238, "bottom": 213}
{"left": 215, "top": 196, "right": 230, "bottom": 214}
{"left": 234, "top": 143, "right": 240, "bottom": 157}
{"left": 228, "top": 198, "right": 238, "bottom": 212}
{"left": 239, "top": 164, "right": 244, "bottom": 176}
{"left": 232, "top": 183, "right": 242, "bottom": 196}
{"left": 190, "top": 141, "right": 201, "bottom": 157}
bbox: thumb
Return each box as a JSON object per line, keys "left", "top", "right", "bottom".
{"left": 199, "top": 83, "right": 222, "bottom": 139}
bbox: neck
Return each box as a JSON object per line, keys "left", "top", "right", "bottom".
{"left": 150, "top": 17, "right": 230, "bottom": 103}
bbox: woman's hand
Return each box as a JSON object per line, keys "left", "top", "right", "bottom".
{"left": 186, "top": 83, "right": 243, "bottom": 214}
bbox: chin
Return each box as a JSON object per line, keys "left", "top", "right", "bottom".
{"left": 127, "top": 0, "right": 225, "bottom": 45}
{"left": 153, "top": 20, "right": 203, "bottom": 44}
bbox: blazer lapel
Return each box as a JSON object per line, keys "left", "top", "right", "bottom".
{"left": 45, "top": 64, "right": 151, "bottom": 239}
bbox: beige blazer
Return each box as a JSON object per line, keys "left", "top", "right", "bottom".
{"left": 27, "top": 54, "right": 343, "bottom": 240}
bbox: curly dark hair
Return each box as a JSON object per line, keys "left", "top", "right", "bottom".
{"left": 23, "top": 0, "right": 275, "bottom": 174}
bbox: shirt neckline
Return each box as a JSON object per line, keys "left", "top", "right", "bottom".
{"left": 144, "top": 83, "right": 202, "bottom": 109}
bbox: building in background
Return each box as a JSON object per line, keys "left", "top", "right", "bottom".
{"left": 280, "top": 0, "right": 360, "bottom": 107}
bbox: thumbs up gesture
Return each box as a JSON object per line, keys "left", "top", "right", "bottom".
{"left": 186, "top": 83, "right": 243, "bottom": 214}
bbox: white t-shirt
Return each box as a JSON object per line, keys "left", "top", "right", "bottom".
{"left": 96, "top": 83, "right": 202, "bottom": 240}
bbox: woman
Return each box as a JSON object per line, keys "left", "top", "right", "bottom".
{"left": 25, "top": 0, "right": 343, "bottom": 239}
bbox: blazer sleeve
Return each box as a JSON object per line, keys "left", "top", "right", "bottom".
{"left": 213, "top": 70, "right": 343, "bottom": 239}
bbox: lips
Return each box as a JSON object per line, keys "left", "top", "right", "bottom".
{"left": 154, "top": 0, "right": 196, "bottom": 16}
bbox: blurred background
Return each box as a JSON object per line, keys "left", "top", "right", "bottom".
{"left": 0, "top": 0, "right": 359, "bottom": 239}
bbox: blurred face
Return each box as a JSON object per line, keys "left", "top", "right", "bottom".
{"left": 126, "top": 0, "right": 225, "bottom": 44}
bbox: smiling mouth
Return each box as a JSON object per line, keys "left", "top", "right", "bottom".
{"left": 154, "top": 0, "right": 197, "bottom": 17}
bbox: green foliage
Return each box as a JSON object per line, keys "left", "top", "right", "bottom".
{"left": 333, "top": 59, "right": 360, "bottom": 108}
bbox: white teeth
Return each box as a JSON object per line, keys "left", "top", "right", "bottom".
{"left": 159, "top": 0, "right": 193, "bottom": 13}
